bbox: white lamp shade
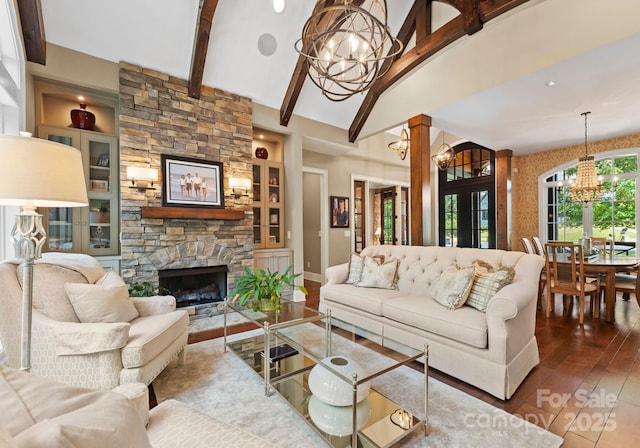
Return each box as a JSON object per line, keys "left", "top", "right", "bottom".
{"left": 0, "top": 135, "right": 88, "bottom": 207}
{"left": 126, "top": 166, "right": 158, "bottom": 181}
{"left": 308, "top": 356, "right": 371, "bottom": 406}
{"left": 229, "top": 177, "right": 251, "bottom": 189}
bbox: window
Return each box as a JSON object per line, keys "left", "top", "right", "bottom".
{"left": 542, "top": 151, "right": 638, "bottom": 254}
{"left": 438, "top": 143, "right": 496, "bottom": 248}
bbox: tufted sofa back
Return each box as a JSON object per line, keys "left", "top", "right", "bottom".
{"left": 360, "top": 245, "right": 527, "bottom": 296}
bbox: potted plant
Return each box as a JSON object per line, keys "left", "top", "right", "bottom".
{"left": 229, "top": 264, "right": 307, "bottom": 311}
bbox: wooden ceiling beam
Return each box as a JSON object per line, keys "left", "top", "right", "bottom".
{"left": 349, "top": 0, "right": 431, "bottom": 143}
{"left": 348, "top": 0, "right": 530, "bottom": 142}
{"left": 17, "top": 0, "right": 46, "bottom": 65}
{"left": 188, "top": 0, "right": 219, "bottom": 99}
{"left": 279, "top": 0, "right": 366, "bottom": 127}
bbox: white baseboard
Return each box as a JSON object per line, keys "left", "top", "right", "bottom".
{"left": 292, "top": 289, "right": 307, "bottom": 302}
{"left": 304, "top": 271, "right": 322, "bottom": 283}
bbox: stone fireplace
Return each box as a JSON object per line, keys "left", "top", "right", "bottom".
{"left": 118, "top": 63, "right": 254, "bottom": 304}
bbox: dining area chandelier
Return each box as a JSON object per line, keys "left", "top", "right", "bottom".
{"left": 295, "top": 0, "right": 403, "bottom": 101}
{"left": 568, "top": 112, "right": 605, "bottom": 203}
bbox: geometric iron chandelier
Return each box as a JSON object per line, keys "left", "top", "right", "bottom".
{"left": 388, "top": 126, "right": 409, "bottom": 160}
{"left": 295, "top": 0, "right": 403, "bottom": 101}
{"left": 431, "top": 132, "right": 454, "bottom": 170}
{"left": 568, "top": 112, "right": 604, "bottom": 203}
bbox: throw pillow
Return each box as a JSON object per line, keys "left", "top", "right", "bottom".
{"left": 65, "top": 283, "right": 139, "bottom": 323}
{"left": 356, "top": 257, "right": 399, "bottom": 290}
{"left": 466, "top": 265, "right": 515, "bottom": 312}
{"left": 346, "top": 253, "right": 384, "bottom": 284}
{"left": 16, "top": 264, "right": 85, "bottom": 323}
{"left": 95, "top": 269, "right": 126, "bottom": 287}
{"left": 430, "top": 263, "right": 476, "bottom": 310}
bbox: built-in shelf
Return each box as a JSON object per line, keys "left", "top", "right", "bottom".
{"left": 141, "top": 207, "right": 245, "bottom": 220}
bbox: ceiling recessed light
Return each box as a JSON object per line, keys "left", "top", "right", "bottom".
{"left": 545, "top": 80, "right": 556, "bottom": 87}
{"left": 78, "top": 96, "right": 85, "bottom": 101}
{"left": 273, "top": 0, "right": 285, "bottom": 14}
{"left": 259, "top": 134, "right": 264, "bottom": 139}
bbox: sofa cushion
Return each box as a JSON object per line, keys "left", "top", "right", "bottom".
{"left": 356, "top": 257, "right": 399, "bottom": 290}
{"left": 122, "top": 310, "right": 189, "bottom": 368}
{"left": 431, "top": 263, "right": 476, "bottom": 310}
{"left": 346, "top": 253, "right": 384, "bottom": 284}
{"left": 65, "top": 283, "right": 139, "bottom": 323}
{"left": 466, "top": 265, "right": 515, "bottom": 312}
{"left": 321, "top": 284, "right": 404, "bottom": 316}
{"left": 382, "top": 295, "right": 488, "bottom": 348}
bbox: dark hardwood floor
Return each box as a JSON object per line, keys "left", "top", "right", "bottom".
{"left": 198, "top": 280, "right": 640, "bottom": 447}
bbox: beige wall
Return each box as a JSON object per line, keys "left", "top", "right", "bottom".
{"left": 303, "top": 150, "right": 410, "bottom": 266}
{"left": 512, "top": 133, "right": 640, "bottom": 250}
{"left": 302, "top": 172, "right": 321, "bottom": 276}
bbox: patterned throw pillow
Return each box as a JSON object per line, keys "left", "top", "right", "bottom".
{"left": 466, "top": 263, "right": 515, "bottom": 312}
{"left": 431, "top": 263, "right": 476, "bottom": 310}
{"left": 356, "top": 256, "right": 399, "bottom": 290}
{"left": 346, "top": 253, "right": 384, "bottom": 284}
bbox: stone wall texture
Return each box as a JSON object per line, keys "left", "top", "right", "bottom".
{"left": 118, "top": 62, "right": 253, "bottom": 290}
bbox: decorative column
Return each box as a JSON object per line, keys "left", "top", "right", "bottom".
{"left": 495, "top": 149, "right": 512, "bottom": 250}
{"left": 408, "top": 114, "right": 432, "bottom": 246}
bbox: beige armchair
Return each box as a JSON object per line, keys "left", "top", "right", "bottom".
{"left": 0, "top": 366, "right": 272, "bottom": 448}
{"left": 0, "top": 253, "right": 188, "bottom": 390}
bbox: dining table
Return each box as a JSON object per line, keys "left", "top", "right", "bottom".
{"left": 579, "top": 254, "right": 640, "bottom": 323}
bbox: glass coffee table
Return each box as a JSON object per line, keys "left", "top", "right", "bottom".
{"left": 224, "top": 301, "right": 428, "bottom": 448}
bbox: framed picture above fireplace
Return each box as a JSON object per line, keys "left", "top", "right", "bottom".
{"left": 161, "top": 155, "right": 224, "bottom": 208}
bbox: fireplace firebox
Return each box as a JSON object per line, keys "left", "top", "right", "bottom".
{"left": 158, "top": 266, "right": 228, "bottom": 309}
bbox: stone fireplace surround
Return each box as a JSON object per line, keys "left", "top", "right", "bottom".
{"left": 118, "top": 62, "right": 254, "bottom": 298}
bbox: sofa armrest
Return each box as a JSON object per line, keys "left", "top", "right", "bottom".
{"left": 130, "top": 295, "right": 176, "bottom": 316}
{"left": 53, "top": 321, "right": 130, "bottom": 356}
{"left": 326, "top": 263, "right": 349, "bottom": 284}
{"left": 112, "top": 383, "right": 150, "bottom": 427}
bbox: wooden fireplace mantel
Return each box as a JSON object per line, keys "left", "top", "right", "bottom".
{"left": 141, "top": 206, "right": 245, "bottom": 220}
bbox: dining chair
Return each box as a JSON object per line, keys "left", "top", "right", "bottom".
{"left": 529, "top": 237, "right": 547, "bottom": 311}
{"left": 544, "top": 241, "right": 600, "bottom": 325}
{"left": 521, "top": 237, "right": 536, "bottom": 254}
{"left": 615, "top": 269, "right": 639, "bottom": 304}
{"left": 591, "top": 237, "right": 613, "bottom": 256}
{"left": 532, "top": 237, "right": 545, "bottom": 256}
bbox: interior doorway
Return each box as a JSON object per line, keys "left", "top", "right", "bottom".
{"left": 302, "top": 167, "right": 328, "bottom": 283}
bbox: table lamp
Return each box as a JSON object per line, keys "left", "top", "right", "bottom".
{"left": 0, "top": 133, "right": 88, "bottom": 372}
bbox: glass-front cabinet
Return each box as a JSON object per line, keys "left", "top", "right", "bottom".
{"left": 253, "top": 160, "right": 284, "bottom": 249}
{"left": 38, "top": 126, "right": 119, "bottom": 256}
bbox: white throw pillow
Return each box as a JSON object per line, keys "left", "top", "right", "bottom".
{"left": 431, "top": 263, "right": 476, "bottom": 310}
{"left": 356, "top": 257, "right": 399, "bottom": 290}
{"left": 95, "top": 270, "right": 126, "bottom": 287}
{"left": 65, "top": 283, "right": 139, "bottom": 323}
{"left": 346, "top": 253, "right": 384, "bottom": 284}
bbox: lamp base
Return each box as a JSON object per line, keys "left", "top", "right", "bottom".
{"left": 11, "top": 207, "right": 47, "bottom": 373}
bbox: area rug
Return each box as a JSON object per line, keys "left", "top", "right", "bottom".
{"left": 154, "top": 330, "right": 563, "bottom": 448}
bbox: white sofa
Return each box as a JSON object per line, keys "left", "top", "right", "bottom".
{"left": 0, "top": 253, "right": 188, "bottom": 390}
{"left": 319, "top": 245, "right": 545, "bottom": 400}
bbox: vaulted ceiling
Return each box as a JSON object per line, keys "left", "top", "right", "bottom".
{"left": 18, "top": 0, "right": 640, "bottom": 155}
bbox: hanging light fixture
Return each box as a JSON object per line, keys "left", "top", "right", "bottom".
{"left": 568, "top": 112, "right": 604, "bottom": 203}
{"left": 388, "top": 127, "right": 409, "bottom": 160}
{"left": 431, "top": 132, "right": 454, "bottom": 170}
{"left": 295, "top": 0, "right": 403, "bottom": 101}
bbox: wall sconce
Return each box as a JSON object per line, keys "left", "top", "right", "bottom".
{"left": 229, "top": 177, "right": 251, "bottom": 198}
{"left": 126, "top": 166, "right": 158, "bottom": 190}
